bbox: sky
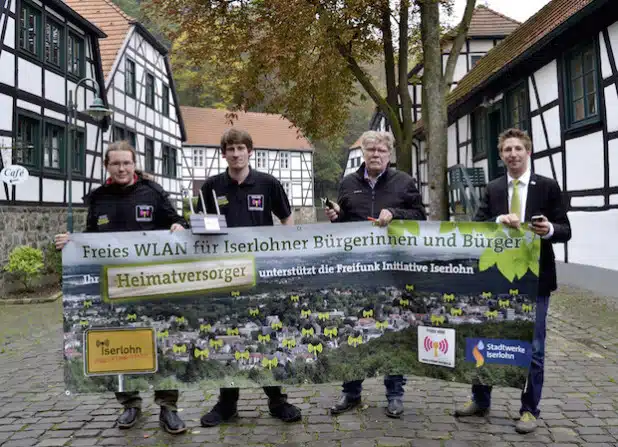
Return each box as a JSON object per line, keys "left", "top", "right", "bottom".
{"left": 450, "top": 0, "right": 552, "bottom": 24}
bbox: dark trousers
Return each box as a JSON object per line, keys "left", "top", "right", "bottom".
{"left": 472, "top": 295, "right": 549, "bottom": 418}
{"left": 342, "top": 375, "right": 407, "bottom": 400}
{"left": 219, "top": 386, "right": 284, "bottom": 402}
{"left": 116, "top": 390, "right": 179, "bottom": 411}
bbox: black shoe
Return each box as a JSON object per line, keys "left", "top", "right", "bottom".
{"left": 268, "top": 394, "right": 302, "bottom": 422}
{"left": 330, "top": 395, "right": 361, "bottom": 415}
{"left": 159, "top": 407, "right": 187, "bottom": 434}
{"left": 385, "top": 399, "right": 404, "bottom": 418}
{"left": 200, "top": 401, "right": 238, "bottom": 427}
{"left": 117, "top": 408, "right": 141, "bottom": 429}
{"left": 454, "top": 400, "right": 490, "bottom": 417}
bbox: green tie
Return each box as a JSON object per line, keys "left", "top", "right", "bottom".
{"left": 510, "top": 179, "right": 521, "bottom": 219}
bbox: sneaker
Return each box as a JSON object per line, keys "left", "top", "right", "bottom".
{"left": 159, "top": 407, "right": 187, "bottom": 434}
{"left": 454, "top": 400, "right": 490, "bottom": 417}
{"left": 515, "top": 411, "right": 537, "bottom": 433}
{"left": 200, "top": 402, "right": 238, "bottom": 427}
{"left": 268, "top": 394, "right": 302, "bottom": 422}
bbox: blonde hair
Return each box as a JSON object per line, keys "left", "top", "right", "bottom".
{"left": 360, "top": 130, "right": 394, "bottom": 152}
{"left": 498, "top": 128, "right": 532, "bottom": 152}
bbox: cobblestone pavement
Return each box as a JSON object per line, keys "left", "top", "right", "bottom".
{"left": 1, "top": 285, "right": 617, "bottom": 447}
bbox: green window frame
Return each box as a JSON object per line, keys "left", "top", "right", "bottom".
{"left": 125, "top": 59, "right": 136, "bottom": 97}
{"left": 14, "top": 115, "right": 40, "bottom": 167}
{"left": 44, "top": 123, "right": 65, "bottom": 171}
{"left": 144, "top": 138, "right": 154, "bottom": 173}
{"left": 472, "top": 108, "right": 487, "bottom": 159}
{"left": 45, "top": 19, "right": 63, "bottom": 67}
{"left": 19, "top": 3, "right": 41, "bottom": 57}
{"left": 127, "top": 130, "right": 136, "bottom": 149}
{"left": 70, "top": 130, "right": 85, "bottom": 175}
{"left": 145, "top": 73, "right": 155, "bottom": 108}
{"left": 113, "top": 126, "right": 125, "bottom": 141}
{"left": 506, "top": 83, "right": 529, "bottom": 132}
{"left": 67, "top": 32, "right": 84, "bottom": 77}
{"left": 564, "top": 41, "right": 600, "bottom": 128}
{"left": 162, "top": 145, "right": 177, "bottom": 178}
{"left": 162, "top": 84, "right": 169, "bottom": 116}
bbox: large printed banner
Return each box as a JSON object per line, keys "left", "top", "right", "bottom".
{"left": 62, "top": 220, "right": 540, "bottom": 394}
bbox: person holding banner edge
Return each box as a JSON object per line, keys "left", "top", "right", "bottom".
{"left": 195, "top": 128, "right": 302, "bottom": 427}
{"left": 454, "top": 128, "right": 571, "bottom": 434}
{"left": 324, "top": 130, "right": 426, "bottom": 418}
{"left": 54, "top": 141, "right": 189, "bottom": 434}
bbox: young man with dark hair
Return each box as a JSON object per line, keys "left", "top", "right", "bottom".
{"left": 454, "top": 128, "right": 572, "bottom": 434}
{"left": 196, "top": 127, "right": 300, "bottom": 427}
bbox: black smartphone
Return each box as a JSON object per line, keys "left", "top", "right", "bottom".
{"left": 322, "top": 197, "right": 334, "bottom": 209}
{"left": 531, "top": 215, "right": 544, "bottom": 224}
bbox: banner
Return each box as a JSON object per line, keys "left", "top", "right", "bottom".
{"left": 62, "top": 220, "right": 540, "bottom": 394}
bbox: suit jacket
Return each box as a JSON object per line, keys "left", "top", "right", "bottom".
{"left": 474, "top": 173, "right": 572, "bottom": 297}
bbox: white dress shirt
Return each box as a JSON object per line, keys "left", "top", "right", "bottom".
{"left": 497, "top": 168, "right": 554, "bottom": 239}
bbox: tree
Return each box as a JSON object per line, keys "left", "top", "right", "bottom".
{"left": 144, "top": 0, "right": 475, "bottom": 217}
{"left": 419, "top": 0, "right": 476, "bottom": 219}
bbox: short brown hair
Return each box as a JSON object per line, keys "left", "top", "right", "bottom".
{"left": 220, "top": 128, "right": 253, "bottom": 153}
{"left": 498, "top": 128, "right": 532, "bottom": 153}
{"left": 104, "top": 140, "right": 136, "bottom": 166}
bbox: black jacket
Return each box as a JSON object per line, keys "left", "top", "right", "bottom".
{"left": 474, "top": 173, "right": 571, "bottom": 296}
{"left": 84, "top": 175, "right": 187, "bottom": 233}
{"left": 335, "top": 163, "right": 426, "bottom": 222}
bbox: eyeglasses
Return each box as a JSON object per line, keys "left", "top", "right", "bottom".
{"left": 108, "top": 161, "right": 134, "bottom": 168}
{"left": 364, "top": 147, "right": 389, "bottom": 155}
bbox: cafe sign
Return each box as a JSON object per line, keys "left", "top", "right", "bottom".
{"left": 0, "top": 165, "right": 29, "bottom": 185}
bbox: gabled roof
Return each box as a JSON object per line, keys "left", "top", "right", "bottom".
{"left": 414, "top": 0, "right": 609, "bottom": 135}
{"left": 64, "top": 0, "right": 187, "bottom": 142}
{"left": 458, "top": 5, "right": 521, "bottom": 38}
{"left": 180, "top": 107, "right": 314, "bottom": 152}
{"left": 446, "top": 0, "right": 595, "bottom": 109}
{"left": 64, "top": 0, "right": 132, "bottom": 76}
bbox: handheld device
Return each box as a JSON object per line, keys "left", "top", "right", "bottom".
{"left": 531, "top": 215, "right": 544, "bottom": 224}
{"left": 322, "top": 197, "right": 335, "bottom": 209}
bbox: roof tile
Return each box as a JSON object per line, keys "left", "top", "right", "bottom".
{"left": 180, "top": 107, "right": 314, "bottom": 152}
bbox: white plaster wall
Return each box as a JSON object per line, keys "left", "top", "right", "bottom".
{"left": 565, "top": 132, "right": 605, "bottom": 191}
{"left": 567, "top": 209, "right": 618, "bottom": 271}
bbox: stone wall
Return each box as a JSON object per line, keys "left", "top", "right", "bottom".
{"left": 0, "top": 206, "right": 88, "bottom": 285}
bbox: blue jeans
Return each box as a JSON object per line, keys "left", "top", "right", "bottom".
{"left": 342, "top": 375, "right": 406, "bottom": 401}
{"left": 472, "top": 295, "right": 549, "bottom": 418}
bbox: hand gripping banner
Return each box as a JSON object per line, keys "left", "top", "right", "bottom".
{"left": 61, "top": 220, "right": 540, "bottom": 393}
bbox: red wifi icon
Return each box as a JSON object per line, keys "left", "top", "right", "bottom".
{"left": 424, "top": 336, "right": 448, "bottom": 355}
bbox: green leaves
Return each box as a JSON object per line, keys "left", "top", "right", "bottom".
{"left": 439, "top": 221, "right": 498, "bottom": 236}
{"left": 388, "top": 220, "right": 420, "bottom": 238}
{"left": 478, "top": 247, "right": 497, "bottom": 272}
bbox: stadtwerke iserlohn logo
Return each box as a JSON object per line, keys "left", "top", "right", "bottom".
{"left": 465, "top": 338, "right": 531, "bottom": 368}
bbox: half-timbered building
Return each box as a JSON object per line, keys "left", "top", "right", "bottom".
{"left": 412, "top": 0, "right": 618, "bottom": 271}
{"left": 0, "top": 0, "right": 108, "bottom": 206}
{"left": 65, "top": 0, "right": 186, "bottom": 211}
{"left": 344, "top": 5, "right": 520, "bottom": 177}
{"left": 180, "top": 106, "right": 316, "bottom": 222}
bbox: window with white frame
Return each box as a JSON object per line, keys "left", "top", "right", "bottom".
{"left": 193, "top": 149, "right": 204, "bottom": 167}
{"left": 281, "top": 180, "right": 292, "bottom": 199}
{"left": 256, "top": 150, "right": 267, "bottom": 169}
{"left": 280, "top": 152, "right": 290, "bottom": 169}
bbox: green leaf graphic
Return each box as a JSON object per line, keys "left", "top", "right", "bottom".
{"left": 387, "top": 223, "right": 406, "bottom": 241}
{"left": 479, "top": 222, "right": 500, "bottom": 236}
{"left": 403, "top": 221, "right": 420, "bottom": 236}
{"left": 513, "top": 257, "right": 528, "bottom": 279}
{"left": 478, "top": 247, "right": 498, "bottom": 272}
{"left": 439, "top": 222, "right": 457, "bottom": 234}
{"left": 528, "top": 254, "right": 540, "bottom": 277}
{"left": 496, "top": 252, "right": 516, "bottom": 282}
{"left": 456, "top": 222, "right": 475, "bottom": 235}
{"left": 508, "top": 227, "right": 525, "bottom": 238}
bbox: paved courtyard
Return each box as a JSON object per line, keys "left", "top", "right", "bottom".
{"left": 1, "top": 285, "right": 617, "bottom": 447}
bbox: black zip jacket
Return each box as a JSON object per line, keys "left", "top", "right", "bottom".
{"left": 84, "top": 175, "right": 187, "bottom": 233}
{"left": 335, "top": 163, "right": 426, "bottom": 222}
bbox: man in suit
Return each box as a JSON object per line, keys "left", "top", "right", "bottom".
{"left": 454, "top": 128, "right": 571, "bottom": 434}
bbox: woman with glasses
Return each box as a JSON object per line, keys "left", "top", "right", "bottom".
{"left": 54, "top": 140, "right": 188, "bottom": 434}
